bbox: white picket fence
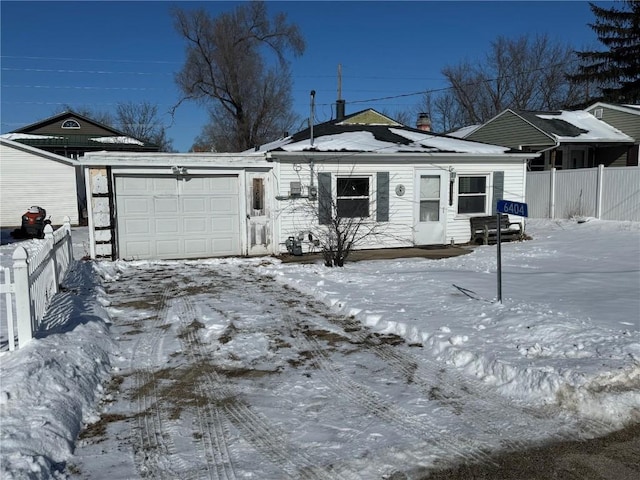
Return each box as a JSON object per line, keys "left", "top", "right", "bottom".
{"left": 526, "top": 165, "right": 640, "bottom": 222}
{"left": 0, "top": 218, "right": 73, "bottom": 350}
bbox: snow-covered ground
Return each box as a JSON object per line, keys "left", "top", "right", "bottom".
{"left": 0, "top": 218, "right": 638, "bottom": 479}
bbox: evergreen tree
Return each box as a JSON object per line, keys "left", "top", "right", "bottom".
{"left": 571, "top": 1, "right": 640, "bottom": 103}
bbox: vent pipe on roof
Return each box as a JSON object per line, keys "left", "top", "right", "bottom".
{"left": 310, "top": 90, "right": 316, "bottom": 147}
{"left": 336, "top": 63, "right": 345, "bottom": 120}
{"left": 416, "top": 113, "right": 431, "bottom": 132}
{"left": 336, "top": 99, "right": 346, "bottom": 121}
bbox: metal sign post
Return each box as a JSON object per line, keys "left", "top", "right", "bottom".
{"left": 496, "top": 213, "right": 502, "bottom": 302}
{"left": 495, "top": 200, "right": 528, "bottom": 304}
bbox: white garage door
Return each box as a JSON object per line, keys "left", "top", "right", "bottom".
{"left": 115, "top": 175, "right": 241, "bottom": 260}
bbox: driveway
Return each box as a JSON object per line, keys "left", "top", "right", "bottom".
{"left": 65, "top": 259, "right": 627, "bottom": 480}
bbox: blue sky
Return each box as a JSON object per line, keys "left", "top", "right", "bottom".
{"left": 1, "top": 1, "right": 604, "bottom": 152}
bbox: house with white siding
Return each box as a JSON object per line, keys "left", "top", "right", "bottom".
{"left": 0, "top": 137, "right": 79, "bottom": 228}
{"left": 81, "top": 109, "right": 537, "bottom": 261}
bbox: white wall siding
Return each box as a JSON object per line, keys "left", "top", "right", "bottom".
{"left": 274, "top": 161, "right": 417, "bottom": 253}
{"left": 274, "top": 158, "right": 527, "bottom": 251}
{"left": 444, "top": 161, "right": 526, "bottom": 244}
{"left": 0, "top": 143, "right": 79, "bottom": 227}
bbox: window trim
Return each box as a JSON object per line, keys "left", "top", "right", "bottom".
{"left": 457, "top": 173, "right": 489, "bottom": 215}
{"left": 336, "top": 175, "right": 372, "bottom": 218}
{"left": 62, "top": 119, "right": 81, "bottom": 129}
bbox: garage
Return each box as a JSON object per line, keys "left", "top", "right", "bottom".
{"left": 115, "top": 175, "right": 241, "bottom": 260}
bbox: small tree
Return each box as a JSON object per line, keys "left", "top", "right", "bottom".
{"left": 282, "top": 169, "right": 400, "bottom": 267}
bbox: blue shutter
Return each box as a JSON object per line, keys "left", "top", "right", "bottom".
{"left": 376, "top": 172, "right": 389, "bottom": 222}
{"left": 318, "top": 172, "right": 332, "bottom": 225}
{"left": 492, "top": 171, "right": 504, "bottom": 214}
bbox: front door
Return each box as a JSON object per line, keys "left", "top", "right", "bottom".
{"left": 246, "top": 171, "right": 272, "bottom": 255}
{"left": 414, "top": 171, "right": 447, "bottom": 245}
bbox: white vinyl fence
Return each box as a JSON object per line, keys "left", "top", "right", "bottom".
{"left": 526, "top": 165, "right": 640, "bottom": 222}
{"left": 1, "top": 218, "right": 73, "bottom": 350}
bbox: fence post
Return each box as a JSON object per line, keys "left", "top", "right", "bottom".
{"left": 13, "top": 247, "right": 33, "bottom": 348}
{"left": 44, "top": 224, "right": 59, "bottom": 295}
{"left": 549, "top": 168, "right": 557, "bottom": 219}
{"left": 64, "top": 216, "right": 73, "bottom": 263}
{"left": 595, "top": 164, "right": 604, "bottom": 219}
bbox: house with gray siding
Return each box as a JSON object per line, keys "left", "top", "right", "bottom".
{"left": 81, "top": 109, "right": 536, "bottom": 261}
{"left": 585, "top": 103, "right": 639, "bottom": 166}
{"left": 464, "top": 109, "right": 636, "bottom": 171}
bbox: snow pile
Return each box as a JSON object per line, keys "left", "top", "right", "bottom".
{"left": 259, "top": 218, "right": 640, "bottom": 426}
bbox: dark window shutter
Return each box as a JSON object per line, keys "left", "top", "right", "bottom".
{"left": 318, "top": 172, "right": 332, "bottom": 225}
{"left": 492, "top": 171, "right": 504, "bottom": 214}
{"left": 376, "top": 172, "right": 389, "bottom": 222}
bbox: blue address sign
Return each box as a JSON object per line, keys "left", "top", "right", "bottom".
{"left": 497, "top": 200, "right": 528, "bottom": 217}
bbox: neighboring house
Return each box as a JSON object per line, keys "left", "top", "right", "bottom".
{"left": 1, "top": 110, "right": 158, "bottom": 225}
{"left": 80, "top": 108, "right": 536, "bottom": 261}
{"left": 463, "top": 109, "right": 636, "bottom": 171}
{"left": 585, "top": 102, "right": 640, "bottom": 167}
{"left": 0, "top": 138, "right": 79, "bottom": 227}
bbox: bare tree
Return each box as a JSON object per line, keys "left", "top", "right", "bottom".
{"left": 438, "top": 34, "right": 586, "bottom": 128}
{"left": 116, "top": 101, "right": 175, "bottom": 152}
{"left": 172, "top": 1, "right": 305, "bottom": 152}
{"left": 59, "top": 102, "right": 175, "bottom": 152}
{"left": 279, "top": 168, "right": 406, "bottom": 267}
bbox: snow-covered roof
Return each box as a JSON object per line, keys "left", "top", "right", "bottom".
{"left": 1, "top": 133, "right": 64, "bottom": 141}
{"left": 531, "top": 110, "right": 634, "bottom": 143}
{"left": 445, "top": 124, "right": 481, "bottom": 139}
{"left": 252, "top": 109, "right": 517, "bottom": 155}
{"left": 89, "top": 136, "right": 144, "bottom": 146}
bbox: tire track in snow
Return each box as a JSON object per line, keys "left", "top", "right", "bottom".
{"left": 241, "top": 266, "right": 609, "bottom": 456}
{"left": 298, "top": 291, "right": 615, "bottom": 443}
{"left": 172, "top": 296, "right": 237, "bottom": 480}
{"left": 279, "top": 312, "right": 494, "bottom": 467}
{"left": 107, "top": 265, "right": 193, "bottom": 479}
{"left": 174, "top": 292, "right": 355, "bottom": 480}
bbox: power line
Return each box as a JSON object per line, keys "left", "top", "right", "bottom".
{"left": 0, "top": 55, "right": 180, "bottom": 64}
{"left": 2, "top": 67, "right": 171, "bottom": 76}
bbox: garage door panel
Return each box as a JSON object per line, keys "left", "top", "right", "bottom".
{"left": 182, "top": 197, "right": 207, "bottom": 213}
{"left": 124, "top": 241, "right": 152, "bottom": 257}
{"left": 184, "top": 238, "right": 208, "bottom": 254}
{"left": 209, "top": 196, "right": 237, "bottom": 213}
{"left": 156, "top": 240, "right": 180, "bottom": 256}
{"left": 155, "top": 197, "right": 179, "bottom": 214}
{"left": 155, "top": 218, "right": 179, "bottom": 234}
{"left": 152, "top": 177, "right": 177, "bottom": 193}
{"left": 124, "top": 218, "right": 151, "bottom": 235}
{"left": 121, "top": 197, "right": 152, "bottom": 215}
{"left": 116, "top": 175, "right": 241, "bottom": 260}
{"left": 182, "top": 219, "right": 208, "bottom": 234}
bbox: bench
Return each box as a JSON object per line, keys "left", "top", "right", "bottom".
{"left": 470, "top": 214, "right": 524, "bottom": 245}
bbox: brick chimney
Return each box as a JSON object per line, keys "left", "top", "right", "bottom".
{"left": 416, "top": 113, "right": 431, "bottom": 132}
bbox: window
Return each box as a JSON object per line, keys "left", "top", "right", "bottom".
{"left": 337, "top": 177, "right": 370, "bottom": 217}
{"left": 252, "top": 178, "right": 264, "bottom": 211}
{"left": 458, "top": 175, "right": 487, "bottom": 214}
{"left": 62, "top": 119, "right": 80, "bottom": 129}
{"left": 419, "top": 175, "right": 440, "bottom": 221}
